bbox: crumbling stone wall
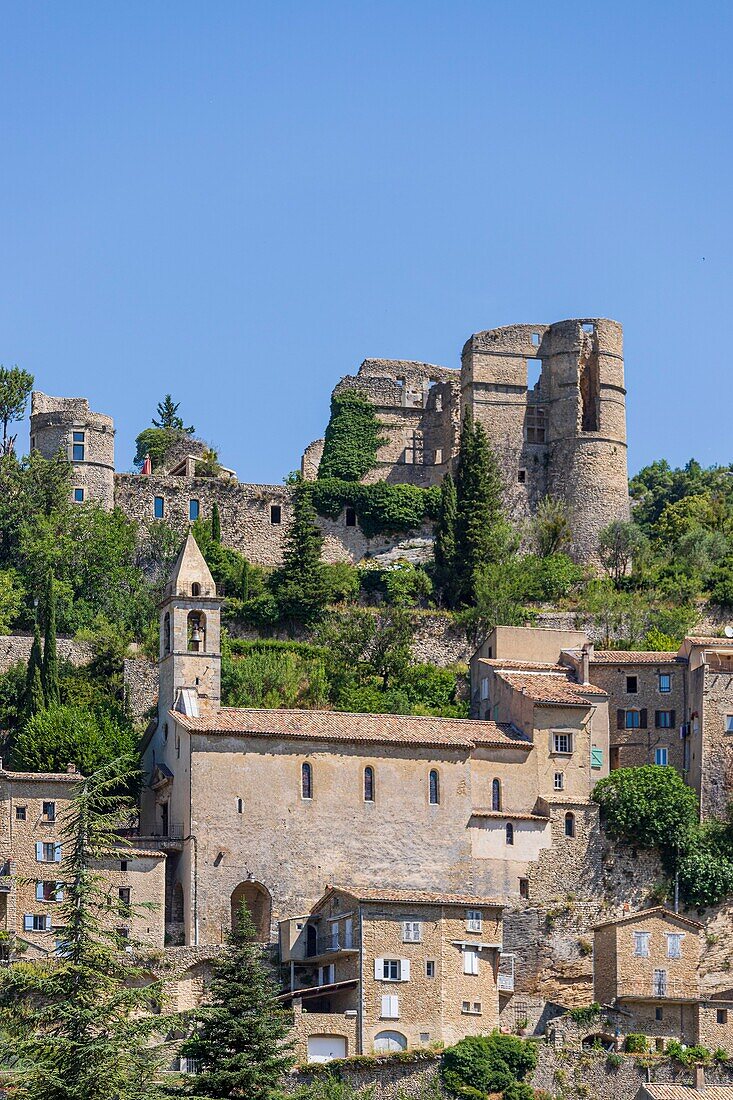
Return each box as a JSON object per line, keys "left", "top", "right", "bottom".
{"left": 30, "top": 392, "right": 116, "bottom": 509}
{"left": 0, "top": 635, "right": 93, "bottom": 677}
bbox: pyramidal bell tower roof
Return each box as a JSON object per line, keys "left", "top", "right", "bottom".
{"left": 165, "top": 530, "right": 217, "bottom": 599}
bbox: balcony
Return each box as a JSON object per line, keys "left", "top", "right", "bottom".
{"left": 497, "top": 953, "right": 515, "bottom": 993}
{"left": 128, "top": 824, "right": 185, "bottom": 852}
{"left": 305, "top": 931, "right": 356, "bottom": 960}
{"left": 618, "top": 978, "right": 699, "bottom": 1002}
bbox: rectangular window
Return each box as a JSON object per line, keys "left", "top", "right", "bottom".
{"left": 655, "top": 747, "right": 669, "bottom": 766}
{"left": 42, "top": 802, "right": 56, "bottom": 823}
{"left": 667, "top": 933, "right": 683, "bottom": 959}
{"left": 626, "top": 675, "right": 638, "bottom": 694}
{"left": 36, "top": 881, "right": 59, "bottom": 902}
{"left": 554, "top": 772, "right": 564, "bottom": 790}
{"left": 189, "top": 499, "right": 200, "bottom": 522}
{"left": 270, "top": 504, "right": 281, "bottom": 525}
{"left": 73, "top": 488, "right": 85, "bottom": 503}
{"left": 24, "top": 914, "right": 51, "bottom": 932}
{"left": 72, "top": 432, "right": 85, "bottom": 462}
{"left": 525, "top": 406, "right": 546, "bottom": 444}
{"left": 382, "top": 959, "right": 401, "bottom": 982}
{"left": 345, "top": 507, "right": 356, "bottom": 527}
{"left": 463, "top": 947, "right": 479, "bottom": 976}
{"left": 659, "top": 673, "right": 672, "bottom": 693}
{"left": 425, "top": 960, "right": 435, "bottom": 978}
{"left": 656, "top": 1007, "right": 664, "bottom": 1021}
{"left": 402, "top": 921, "right": 422, "bottom": 943}
{"left": 653, "top": 969, "right": 668, "bottom": 997}
{"left": 726, "top": 715, "right": 733, "bottom": 734}
{"left": 154, "top": 496, "right": 165, "bottom": 519}
{"left": 656, "top": 711, "right": 674, "bottom": 729}
{"left": 480, "top": 677, "right": 489, "bottom": 701}
{"left": 633, "top": 931, "right": 650, "bottom": 958}
{"left": 119, "top": 887, "right": 131, "bottom": 907}
{"left": 518, "top": 469, "right": 526, "bottom": 484}
{"left": 466, "top": 910, "right": 483, "bottom": 932}
{"left": 37, "top": 842, "right": 60, "bottom": 863}
{"left": 718, "top": 1009, "right": 728, "bottom": 1024}
{"left": 553, "top": 733, "right": 572, "bottom": 755}
{"left": 625, "top": 710, "right": 641, "bottom": 729}
{"left": 15, "top": 806, "right": 26, "bottom": 821}
{"left": 519, "top": 878, "right": 529, "bottom": 899}
{"left": 381, "top": 994, "right": 399, "bottom": 1019}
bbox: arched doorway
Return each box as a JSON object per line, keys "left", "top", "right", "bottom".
{"left": 374, "top": 1031, "right": 407, "bottom": 1053}
{"left": 230, "top": 881, "right": 272, "bottom": 942}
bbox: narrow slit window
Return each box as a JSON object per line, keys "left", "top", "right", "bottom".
{"left": 154, "top": 496, "right": 165, "bottom": 519}
{"left": 429, "top": 770, "right": 440, "bottom": 806}
{"left": 270, "top": 504, "right": 282, "bottom": 525}
{"left": 301, "top": 762, "right": 313, "bottom": 800}
{"left": 364, "top": 766, "right": 374, "bottom": 802}
{"left": 505, "top": 822, "right": 514, "bottom": 845}
{"left": 491, "top": 778, "right": 501, "bottom": 812}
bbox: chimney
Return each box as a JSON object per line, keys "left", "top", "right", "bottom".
{"left": 694, "top": 1064, "right": 705, "bottom": 1091}
{"left": 66, "top": 763, "right": 77, "bottom": 774}
{"left": 581, "top": 643, "right": 593, "bottom": 686}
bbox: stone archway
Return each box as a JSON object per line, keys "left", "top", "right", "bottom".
{"left": 230, "top": 881, "right": 272, "bottom": 942}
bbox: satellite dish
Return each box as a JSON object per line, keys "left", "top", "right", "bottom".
{"left": 725, "top": 626, "right": 733, "bottom": 639}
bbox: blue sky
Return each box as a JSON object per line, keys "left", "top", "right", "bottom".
{"left": 1, "top": 1, "right": 731, "bottom": 481}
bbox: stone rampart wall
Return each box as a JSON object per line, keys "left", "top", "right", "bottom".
{"left": 0, "top": 635, "right": 93, "bottom": 676}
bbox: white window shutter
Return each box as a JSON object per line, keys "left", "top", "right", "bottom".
{"left": 35, "top": 882, "right": 44, "bottom": 901}
{"left": 44, "top": 916, "right": 51, "bottom": 931}
{"left": 401, "top": 959, "right": 411, "bottom": 981}
{"left": 35, "top": 842, "right": 43, "bottom": 862}
{"left": 391, "top": 994, "right": 399, "bottom": 1018}
{"left": 56, "top": 887, "right": 64, "bottom": 902}
{"left": 54, "top": 844, "right": 62, "bottom": 863}
{"left": 374, "top": 957, "right": 384, "bottom": 980}
{"left": 23, "top": 914, "right": 33, "bottom": 931}
{"left": 381, "top": 993, "right": 390, "bottom": 1016}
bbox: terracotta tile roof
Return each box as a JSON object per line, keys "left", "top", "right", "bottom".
{"left": 478, "top": 659, "right": 567, "bottom": 672}
{"left": 686, "top": 636, "right": 733, "bottom": 647}
{"left": 594, "top": 906, "right": 703, "bottom": 931}
{"left": 173, "top": 708, "right": 532, "bottom": 750}
{"left": 590, "top": 650, "right": 680, "bottom": 665}
{"left": 328, "top": 886, "right": 504, "bottom": 908}
{"left": 0, "top": 769, "right": 83, "bottom": 783}
{"left": 494, "top": 671, "right": 607, "bottom": 706}
{"left": 643, "top": 1088, "right": 733, "bottom": 1100}
{"left": 471, "top": 809, "right": 549, "bottom": 821}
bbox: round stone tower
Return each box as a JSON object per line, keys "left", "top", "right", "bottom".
{"left": 30, "top": 392, "right": 116, "bottom": 509}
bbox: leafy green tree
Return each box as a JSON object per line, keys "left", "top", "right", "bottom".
{"left": 0, "top": 758, "right": 169, "bottom": 1100}
{"left": 177, "top": 902, "right": 294, "bottom": 1099}
{"left": 597, "top": 521, "right": 649, "bottom": 585}
{"left": 433, "top": 472, "right": 458, "bottom": 606}
{"left": 0, "top": 567, "right": 24, "bottom": 633}
{"left": 454, "top": 410, "right": 511, "bottom": 604}
{"left": 270, "top": 484, "right": 328, "bottom": 632}
{"left": 678, "top": 823, "right": 733, "bottom": 908}
{"left": 532, "top": 496, "right": 572, "bottom": 557}
{"left": 222, "top": 646, "right": 329, "bottom": 710}
{"left": 211, "top": 501, "right": 222, "bottom": 543}
{"left": 0, "top": 365, "right": 33, "bottom": 454}
{"left": 318, "top": 391, "right": 386, "bottom": 482}
{"left": 134, "top": 395, "right": 195, "bottom": 471}
{"left": 0, "top": 451, "right": 71, "bottom": 567}
{"left": 592, "top": 765, "right": 698, "bottom": 859}
{"left": 442, "top": 1032, "right": 537, "bottom": 1098}
{"left": 41, "top": 573, "right": 60, "bottom": 708}
{"left": 11, "top": 704, "right": 136, "bottom": 775}
{"left": 23, "top": 620, "right": 45, "bottom": 721}
{"left": 458, "top": 559, "right": 532, "bottom": 648}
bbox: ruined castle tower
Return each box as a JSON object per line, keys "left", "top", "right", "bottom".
{"left": 29, "top": 392, "right": 116, "bottom": 509}
{"left": 461, "top": 317, "right": 629, "bottom": 560}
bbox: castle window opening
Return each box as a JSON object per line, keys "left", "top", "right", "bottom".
{"left": 564, "top": 812, "right": 575, "bottom": 838}
{"left": 582, "top": 323, "right": 595, "bottom": 333}
{"left": 236, "top": 798, "right": 243, "bottom": 814}
{"left": 231, "top": 881, "right": 271, "bottom": 941}
{"left": 270, "top": 504, "right": 281, "bottom": 525}
{"left": 73, "top": 488, "right": 85, "bottom": 503}
{"left": 163, "top": 722, "right": 168, "bottom": 742}
{"left": 526, "top": 359, "right": 542, "bottom": 389}
{"left": 154, "top": 496, "right": 165, "bottom": 519}
{"left": 425, "top": 960, "right": 435, "bottom": 978}
{"left": 433, "top": 447, "right": 443, "bottom": 464}
{"left": 187, "top": 611, "right": 206, "bottom": 652}
{"left": 345, "top": 507, "right": 356, "bottom": 528}
{"left": 718, "top": 1010, "right": 728, "bottom": 1025}
{"left": 163, "top": 613, "right": 171, "bottom": 655}
{"left": 189, "top": 499, "right": 200, "bottom": 522}
{"left": 517, "top": 469, "right": 526, "bottom": 484}
{"left": 505, "top": 822, "right": 514, "bottom": 846}
{"left": 554, "top": 772, "right": 564, "bottom": 791}
{"left": 301, "top": 762, "right": 313, "bottom": 800}
{"left": 191, "top": 582, "right": 201, "bottom": 597}
{"left": 42, "top": 802, "right": 56, "bottom": 823}
{"left": 364, "top": 766, "right": 374, "bottom": 802}
{"left": 531, "top": 332, "right": 540, "bottom": 346}
{"left": 428, "top": 769, "right": 440, "bottom": 806}
{"left": 72, "top": 431, "right": 85, "bottom": 462}
{"left": 15, "top": 806, "right": 26, "bottom": 821}
{"left": 656, "top": 1007, "right": 664, "bottom": 1021}
{"left": 519, "top": 878, "right": 529, "bottom": 899}
{"left": 626, "top": 675, "right": 638, "bottom": 694}
{"left": 655, "top": 747, "right": 669, "bottom": 766}
{"left": 552, "top": 732, "right": 572, "bottom": 755}
{"left": 491, "top": 778, "right": 501, "bottom": 812}
{"left": 119, "top": 887, "right": 131, "bottom": 907}
{"left": 525, "top": 406, "right": 546, "bottom": 444}
{"left": 659, "top": 673, "right": 671, "bottom": 693}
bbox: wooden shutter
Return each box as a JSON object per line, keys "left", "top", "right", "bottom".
{"left": 671, "top": 710, "right": 676, "bottom": 728}
{"left": 35, "top": 842, "right": 43, "bottom": 862}
{"left": 655, "top": 711, "right": 661, "bottom": 728}
{"left": 55, "top": 887, "right": 64, "bottom": 902}
{"left": 639, "top": 709, "right": 648, "bottom": 729}
{"left": 23, "top": 915, "right": 33, "bottom": 931}
{"left": 35, "top": 882, "right": 44, "bottom": 901}
{"left": 591, "top": 747, "right": 603, "bottom": 769}
{"left": 400, "top": 959, "right": 411, "bottom": 982}
{"left": 617, "top": 709, "right": 625, "bottom": 730}
{"left": 374, "top": 958, "right": 384, "bottom": 980}
{"left": 44, "top": 915, "right": 51, "bottom": 931}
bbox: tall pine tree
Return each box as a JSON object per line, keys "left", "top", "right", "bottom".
{"left": 433, "top": 472, "right": 458, "bottom": 607}
{"left": 270, "top": 483, "right": 328, "bottom": 633}
{"left": 454, "top": 409, "right": 510, "bottom": 605}
{"left": 0, "top": 758, "right": 171, "bottom": 1100}
{"left": 24, "top": 618, "right": 45, "bottom": 720}
{"left": 177, "top": 902, "right": 294, "bottom": 1099}
{"left": 41, "top": 573, "right": 60, "bottom": 708}
{"left": 211, "top": 501, "right": 222, "bottom": 543}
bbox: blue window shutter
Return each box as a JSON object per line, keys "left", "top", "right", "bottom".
{"left": 591, "top": 747, "right": 603, "bottom": 769}
{"left": 35, "top": 882, "right": 44, "bottom": 901}
{"left": 23, "top": 915, "right": 33, "bottom": 931}
{"left": 35, "top": 842, "right": 43, "bottom": 862}
{"left": 54, "top": 844, "right": 62, "bottom": 863}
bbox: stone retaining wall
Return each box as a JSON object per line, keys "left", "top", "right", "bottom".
{"left": 0, "top": 635, "right": 93, "bottom": 676}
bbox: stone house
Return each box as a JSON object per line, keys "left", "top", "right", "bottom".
{"left": 0, "top": 766, "right": 166, "bottom": 957}
{"left": 279, "top": 886, "right": 505, "bottom": 1061}
{"left": 593, "top": 907, "right": 733, "bottom": 1052}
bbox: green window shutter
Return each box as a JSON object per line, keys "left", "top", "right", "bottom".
{"left": 591, "top": 747, "right": 603, "bottom": 769}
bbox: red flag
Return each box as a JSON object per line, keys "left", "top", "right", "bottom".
{"left": 141, "top": 454, "right": 152, "bottom": 475}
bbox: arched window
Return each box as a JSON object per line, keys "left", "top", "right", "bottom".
{"left": 429, "top": 770, "right": 440, "bottom": 806}
{"left": 506, "top": 822, "right": 514, "bottom": 845}
{"left": 191, "top": 582, "right": 201, "bottom": 597}
{"left": 301, "top": 762, "right": 313, "bottom": 800}
{"left": 373, "top": 1031, "right": 407, "bottom": 1053}
{"left": 163, "top": 612, "right": 171, "bottom": 655}
{"left": 565, "top": 812, "right": 575, "bottom": 838}
{"left": 187, "top": 611, "right": 206, "bottom": 653}
{"left": 364, "top": 766, "right": 374, "bottom": 802}
{"left": 492, "top": 778, "right": 502, "bottom": 812}
{"left": 230, "top": 881, "right": 272, "bottom": 942}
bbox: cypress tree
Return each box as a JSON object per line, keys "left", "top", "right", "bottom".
{"left": 433, "top": 471, "right": 458, "bottom": 607}
{"left": 41, "top": 573, "right": 60, "bottom": 708}
{"left": 178, "top": 902, "right": 294, "bottom": 1099}
{"left": 211, "top": 501, "right": 222, "bottom": 543}
{"left": 270, "top": 483, "right": 328, "bottom": 632}
{"left": 24, "top": 619, "right": 45, "bottom": 720}
{"left": 454, "top": 409, "right": 508, "bottom": 605}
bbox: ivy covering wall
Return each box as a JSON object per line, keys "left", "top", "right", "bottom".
{"left": 317, "top": 391, "right": 387, "bottom": 482}
{"left": 310, "top": 479, "right": 440, "bottom": 538}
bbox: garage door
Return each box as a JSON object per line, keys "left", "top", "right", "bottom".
{"left": 307, "top": 1035, "right": 347, "bottom": 1063}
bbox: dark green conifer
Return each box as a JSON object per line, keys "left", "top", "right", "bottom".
{"left": 178, "top": 902, "right": 294, "bottom": 1099}
{"left": 270, "top": 483, "right": 328, "bottom": 632}
{"left": 454, "top": 409, "right": 508, "bottom": 604}
{"left": 211, "top": 501, "right": 222, "bottom": 543}
{"left": 433, "top": 471, "right": 458, "bottom": 607}
{"left": 41, "top": 573, "right": 60, "bottom": 708}
{"left": 24, "top": 619, "right": 45, "bottom": 720}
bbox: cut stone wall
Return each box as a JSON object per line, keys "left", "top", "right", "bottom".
{"left": 0, "top": 635, "right": 93, "bottom": 676}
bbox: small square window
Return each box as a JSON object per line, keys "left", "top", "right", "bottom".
{"left": 189, "top": 499, "right": 200, "bottom": 522}
{"left": 15, "top": 806, "right": 26, "bottom": 821}
{"left": 345, "top": 507, "right": 356, "bottom": 527}
{"left": 553, "top": 733, "right": 572, "bottom": 755}
{"left": 72, "top": 431, "right": 85, "bottom": 442}
{"left": 420, "top": 1032, "right": 430, "bottom": 1043}
{"left": 154, "top": 496, "right": 165, "bottom": 519}
{"left": 425, "top": 960, "right": 435, "bottom": 978}
{"left": 659, "top": 673, "right": 671, "bottom": 693}
{"left": 73, "top": 488, "right": 85, "bottom": 503}
{"left": 42, "top": 802, "right": 56, "bottom": 823}
{"left": 582, "top": 323, "right": 595, "bottom": 333}
{"left": 402, "top": 921, "right": 422, "bottom": 942}
{"left": 518, "top": 469, "right": 526, "bottom": 484}
{"left": 626, "top": 676, "right": 638, "bottom": 694}
{"left": 270, "top": 504, "right": 282, "bottom": 525}
{"left": 655, "top": 748, "right": 669, "bottom": 766}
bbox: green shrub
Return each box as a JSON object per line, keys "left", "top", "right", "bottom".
{"left": 441, "top": 1032, "right": 537, "bottom": 1098}
{"left": 624, "top": 1034, "right": 647, "bottom": 1053}
{"left": 11, "top": 703, "right": 137, "bottom": 775}
{"left": 322, "top": 561, "right": 360, "bottom": 605}
{"left": 606, "top": 1052, "right": 624, "bottom": 1068}
{"left": 592, "top": 765, "right": 698, "bottom": 856}
{"left": 311, "top": 479, "right": 440, "bottom": 538}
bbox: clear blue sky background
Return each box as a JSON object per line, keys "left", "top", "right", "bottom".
{"left": 1, "top": 1, "right": 731, "bottom": 481}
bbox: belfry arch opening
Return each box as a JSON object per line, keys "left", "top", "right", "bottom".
{"left": 579, "top": 337, "right": 600, "bottom": 431}
{"left": 231, "top": 881, "right": 271, "bottom": 942}
{"left": 187, "top": 610, "right": 206, "bottom": 653}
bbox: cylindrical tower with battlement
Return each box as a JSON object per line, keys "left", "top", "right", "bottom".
{"left": 461, "top": 318, "right": 629, "bottom": 562}
{"left": 30, "top": 392, "right": 116, "bottom": 510}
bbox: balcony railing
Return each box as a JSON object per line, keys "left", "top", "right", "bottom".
{"left": 618, "top": 978, "right": 697, "bottom": 999}
{"left": 305, "top": 931, "right": 355, "bottom": 958}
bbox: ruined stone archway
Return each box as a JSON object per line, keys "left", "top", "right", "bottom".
{"left": 230, "top": 881, "right": 272, "bottom": 943}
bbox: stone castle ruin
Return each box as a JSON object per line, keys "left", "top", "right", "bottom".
{"left": 29, "top": 317, "right": 630, "bottom": 563}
